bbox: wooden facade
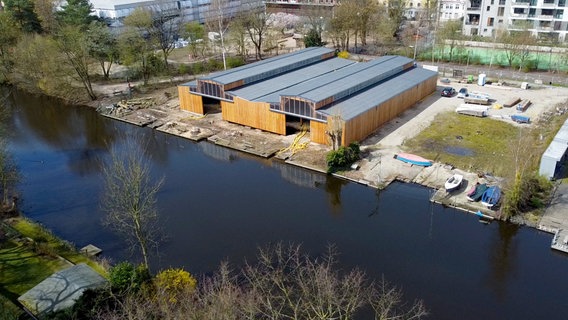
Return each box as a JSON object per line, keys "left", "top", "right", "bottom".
{"left": 178, "top": 86, "right": 204, "bottom": 114}
{"left": 340, "top": 75, "right": 438, "bottom": 146}
{"left": 221, "top": 97, "right": 286, "bottom": 135}
{"left": 310, "top": 120, "right": 329, "bottom": 145}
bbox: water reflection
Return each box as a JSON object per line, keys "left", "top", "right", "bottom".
{"left": 485, "top": 223, "right": 520, "bottom": 301}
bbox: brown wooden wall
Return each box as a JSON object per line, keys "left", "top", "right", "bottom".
{"left": 341, "top": 75, "right": 437, "bottom": 146}
{"left": 310, "top": 120, "right": 330, "bottom": 145}
{"left": 178, "top": 86, "right": 204, "bottom": 114}
{"left": 221, "top": 97, "right": 286, "bottom": 135}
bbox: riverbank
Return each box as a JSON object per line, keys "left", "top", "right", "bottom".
{"left": 83, "top": 66, "right": 568, "bottom": 255}
{"left": 0, "top": 215, "right": 108, "bottom": 318}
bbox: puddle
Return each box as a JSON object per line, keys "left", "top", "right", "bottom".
{"left": 445, "top": 146, "right": 475, "bottom": 156}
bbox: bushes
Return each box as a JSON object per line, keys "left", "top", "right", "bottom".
{"left": 109, "top": 262, "right": 151, "bottom": 294}
{"left": 502, "top": 172, "right": 553, "bottom": 219}
{"left": 326, "top": 142, "right": 360, "bottom": 173}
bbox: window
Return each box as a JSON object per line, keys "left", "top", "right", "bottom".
{"left": 514, "top": 8, "right": 525, "bottom": 14}
{"left": 488, "top": 17, "right": 494, "bottom": 26}
{"left": 499, "top": 0, "right": 505, "bottom": 4}
{"left": 487, "top": 5, "right": 491, "bottom": 11}
{"left": 498, "top": 19, "right": 503, "bottom": 22}
{"left": 456, "top": 5, "right": 460, "bottom": 9}
{"left": 498, "top": 7, "right": 505, "bottom": 15}
{"left": 491, "top": 0, "right": 494, "bottom": 4}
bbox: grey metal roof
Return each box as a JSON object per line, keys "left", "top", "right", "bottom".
{"left": 553, "top": 121, "right": 568, "bottom": 144}
{"left": 317, "top": 67, "right": 438, "bottom": 120}
{"left": 179, "top": 80, "right": 197, "bottom": 87}
{"left": 543, "top": 140, "right": 568, "bottom": 161}
{"left": 200, "top": 47, "right": 335, "bottom": 85}
{"left": 228, "top": 58, "right": 356, "bottom": 103}
{"left": 280, "top": 56, "right": 414, "bottom": 104}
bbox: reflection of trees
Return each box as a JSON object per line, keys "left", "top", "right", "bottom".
{"left": 8, "top": 88, "right": 115, "bottom": 176}
{"left": 485, "top": 222, "right": 520, "bottom": 301}
{"left": 315, "top": 176, "right": 348, "bottom": 216}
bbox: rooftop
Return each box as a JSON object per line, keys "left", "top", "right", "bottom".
{"left": 200, "top": 47, "right": 335, "bottom": 86}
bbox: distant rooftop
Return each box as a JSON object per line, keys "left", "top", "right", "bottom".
{"left": 200, "top": 47, "right": 335, "bottom": 87}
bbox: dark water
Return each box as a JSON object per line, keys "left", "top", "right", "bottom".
{"left": 4, "top": 87, "right": 568, "bottom": 320}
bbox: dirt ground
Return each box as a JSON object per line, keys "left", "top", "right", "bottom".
{"left": 89, "top": 69, "right": 568, "bottom": 193}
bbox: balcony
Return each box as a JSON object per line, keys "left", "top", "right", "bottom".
{"left": 466, "top": 7, "right": 481, "bottom": 11}
{"left": 538, "top": 14, "right": 554, "bottom": 20}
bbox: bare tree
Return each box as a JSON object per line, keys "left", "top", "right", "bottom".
{"left": 326, "top": 114, "right": 344, "bottom": 150}
{"left": 55, "top": 24, "right": 97, "bottom": 100}
{"left": 239, "top": 5, "right": 271, "bottom": 60}
{"left": 205, "top": 0, "right": 232, "bottom": 69}
{"left": 369, "top": 276, "right": 428, "bottom": 320}
{"left": 101, "top": 138, "right": 164, "bottom": 271}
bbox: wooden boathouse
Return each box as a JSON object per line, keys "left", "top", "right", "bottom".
{"left": 178, "top": 47, "right": 438, "bottom": 146}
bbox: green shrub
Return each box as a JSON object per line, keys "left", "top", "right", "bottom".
{"left": 109, "top": 262, "right": 150, "bottom": 294}
{"left": 326, "top": 142, "right": 360, "bottom": 173}
{"left": 178, "top": 64, "right": 191, "bottom": 75}
{"left": 226, "top": 56, "right": 245, "bottom": 68}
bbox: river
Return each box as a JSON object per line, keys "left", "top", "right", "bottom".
{"left": 4, "top": 87, "right": 568, "bottom": 319}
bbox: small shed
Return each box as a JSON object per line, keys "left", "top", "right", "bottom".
{"left": 540, "top": 120, "right": 568, "bottom": 179}
{"left": 18, "top": 263, "right": 107, "bottom": 317}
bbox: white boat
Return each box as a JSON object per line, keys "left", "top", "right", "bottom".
{"left": 455, "top": 104, "right": 488, "bottom": 117}
{"left": 444, "top": 174, "right": 463, "bottom": 192}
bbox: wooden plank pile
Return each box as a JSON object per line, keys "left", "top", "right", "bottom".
{"left": 516, "top": 99, "right": 532, "bottom": 112}
{"left": 503, "top": 97, "right": 521, "bottom": 108}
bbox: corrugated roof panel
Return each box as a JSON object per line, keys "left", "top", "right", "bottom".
{"left": 200, "top": 47, "right": 334, "bottom": 85}
{"left": 553, "top": 123, "right": 568, "bottom": 144}
{"left": 179, "top": 80, "right": 197, "bottom": 87}
{"left": 543, "top": 140, "right": 568, "bottom": 161}
{"left": 297, "top": 56, "right": 413, "bottom": 104}
{"left": 278, "top": 56, "right": 399, "bottom": 99}
{"left": 228, "top": 58, "right": 356, "bottom": 102}
{"left": 317, "top": 68, "right": 437, "bottom": 120}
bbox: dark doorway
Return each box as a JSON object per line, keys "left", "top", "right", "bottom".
{"left": 285, "top": 114, "right": 308, "bottom": 135}
{"left": 203, "top": 97, "right": 221, "bottom": 114}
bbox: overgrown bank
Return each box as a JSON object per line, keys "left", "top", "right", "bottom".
{"left": 403, "top": 105, "right": 568, "bottom": 220}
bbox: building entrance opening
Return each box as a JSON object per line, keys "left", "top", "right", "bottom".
{"left": 203, "top": 97, "right": 221, "bottom": 114}
{"left": 285, "top": 114, "right": 308, "bottom": 135}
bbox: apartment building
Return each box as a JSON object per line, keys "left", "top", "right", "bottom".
{"left": 90, "top": 0, "right": 263, "bottom": 23}
{"left": 463, "top": 0, "right": 568, "bottom": 42}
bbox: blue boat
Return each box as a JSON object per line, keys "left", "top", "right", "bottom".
{"left": 394, "top": 153, "right": 432, "bottom": 167}
{"left": 481, "top": 186, "right": 501, "bottom": 208}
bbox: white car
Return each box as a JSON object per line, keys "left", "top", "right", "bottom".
{"left": 457, "top": 88, "right": 468, "bottom": 98}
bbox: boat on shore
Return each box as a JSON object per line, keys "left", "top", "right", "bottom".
{"left": 466, "top": 183, "right": 488, "bottom": 202}
{"left": 394, "top": 153, "right": 432, "bottom": 167}
{"left": 444, "top": 174, "right": 463, "bottom": 192}
{"left": 481, "top": 186, "right": 501, "bottom": 208}
{"left": 475, "top": 210, "right": 495, "bottom": 221}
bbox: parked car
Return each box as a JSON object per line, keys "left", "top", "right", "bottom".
{"left": 441, "top": 87, "right": 456, "bottom": 97}
{"left": 457, "top": 87, "right": 468, "bottom": 98}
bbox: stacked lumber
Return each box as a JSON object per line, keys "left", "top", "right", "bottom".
{"left": 516, "top": 99, "right": 531, "bottom": 112}
{"left": 503, "top": 97, "right": 521, "bottom": 108}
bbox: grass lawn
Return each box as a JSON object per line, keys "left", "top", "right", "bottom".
{"left": 0, "top": 217, "right": 108, "bottom": 318}
{"left": 0, "top": 238, "right": 69, "bottom": 299}
{"left": 403, "top": 112, "right": 544, "bottom": 180}
{"left": 10, "top": 218, "right": 107, "bottom": 275}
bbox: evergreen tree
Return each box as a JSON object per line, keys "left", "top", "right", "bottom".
{"left": 3, "top": 0, "right": 42, "bottom": 33}
{"left": 56, "top": 0, "right": 97, "bottom": 29}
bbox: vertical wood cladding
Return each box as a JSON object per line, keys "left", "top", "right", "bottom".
{"left": 341, "top": 75, "right": 437, "bottom": 146}
{"left": 310, "top": 120, "right": 330, "bottom": 145}
{"left": 221, "top": 97, "right": 286, "bottom": 135}
{"left": 178, "top": 86, "right": 204, "bottom": 114}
